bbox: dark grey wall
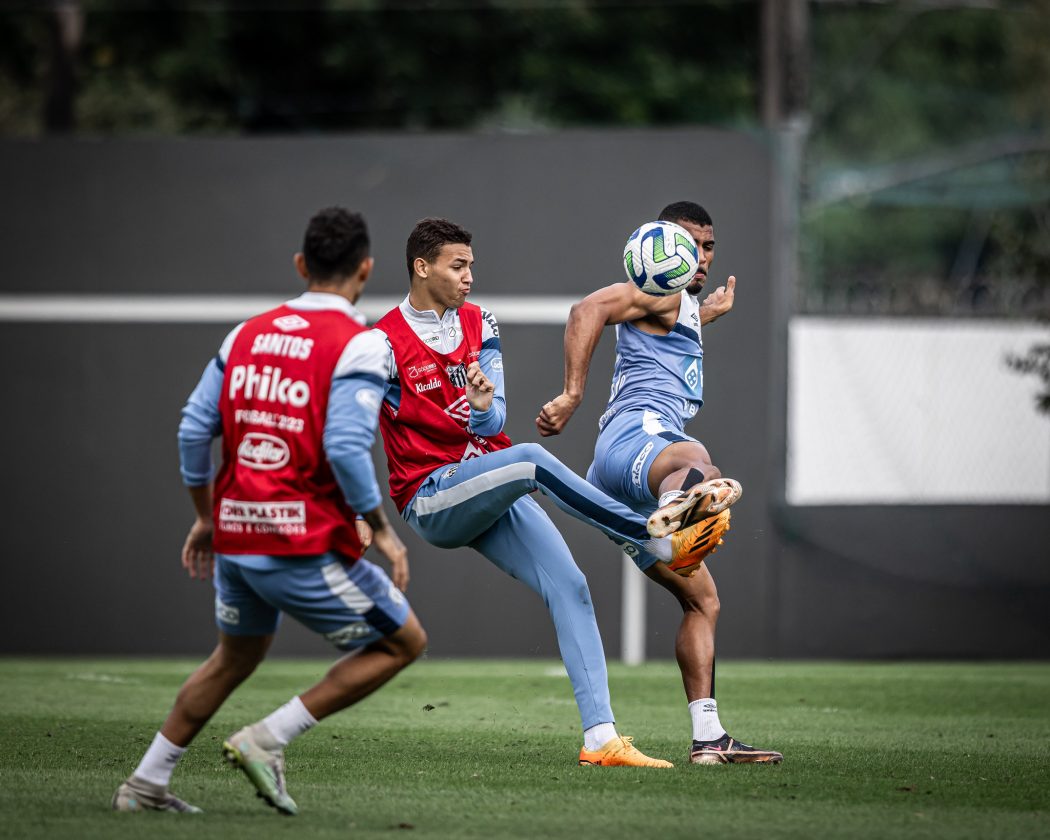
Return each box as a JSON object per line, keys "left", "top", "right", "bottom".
{"left": 1, "top": 132, "right": 1046, "bottom": 659}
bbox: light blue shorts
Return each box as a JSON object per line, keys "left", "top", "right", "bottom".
{"left": 586, "top": 408, "right": 697, "bottom": 517}
{"left": 213, "top": 552, "right": 409, "bottom": 650}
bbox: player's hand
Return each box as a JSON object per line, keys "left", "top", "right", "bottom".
{"left": 465, "top": 361, "right": 494, "bottom": 412}
{"left": 700, "top": 275, "right": 736, "bottom": 324}
{"left": 181, "top": 517, "right": 214, "bottom": 582}
{"left": 371, "top": 526, "right": 409, "bottom": 591}
{"left": 536, "top": 392, "right": 581, "bottom": 437}
{"left": 355, "top": 518, "right": 374, "bottom": 550}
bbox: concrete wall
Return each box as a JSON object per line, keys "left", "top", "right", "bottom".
{"left": 1, "top": 131, "right": 1046, "bottom": 659}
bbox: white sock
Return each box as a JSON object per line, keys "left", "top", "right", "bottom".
{"left": 133, "top": 732, "right": 186, "bottom": 787}
{"left": 689, "top": 698, "right": 727, "bottom": 743}
{"left": 658, "top": 490, "right": 685, "bottom": 508}
{"left": 260, "top": 696, "right": 318, "bottom": 747}
{"left": 583, "top": 722, "right": 619, "bottom": 751}
{"left": 646, "top": 538, "right": 672, "bottom": 561}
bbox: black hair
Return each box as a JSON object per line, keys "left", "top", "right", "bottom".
{"left": 406, "top": 217, "right": 472, "bottom": 279}
{"left": 658, "top": 201, "right": 713, "bottom": 228}
{"left": 302, "top": 207, "right": 370, "bottom": 281}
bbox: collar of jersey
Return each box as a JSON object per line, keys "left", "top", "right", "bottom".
{"left": 286, "top": 291, "right": 366, "bottom": 325}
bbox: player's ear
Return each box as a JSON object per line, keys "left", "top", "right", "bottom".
{"left": 293, "top": 252, "right": 310, "bottom": 281}
{"left": 413, "top": 257, "right": 428, "bottom": 280}
{"left": 358, "top": 256, "right": 375, "bottom": 284}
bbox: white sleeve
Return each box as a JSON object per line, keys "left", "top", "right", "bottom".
{"left": 333, "top": 328, "right": 396, "bottom": 380}
{"left": 217, "top": 322, "right": 246, "bottom": 365}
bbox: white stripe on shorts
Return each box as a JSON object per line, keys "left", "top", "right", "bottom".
{"left": 411, "top": 461, "right": 536, "bottom": 516}
{"left": 321, "top": 562, "right": 375, "bottom": 613}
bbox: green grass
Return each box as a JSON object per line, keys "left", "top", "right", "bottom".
{"left": 1, "top": 659, "right": 1048, "bottom": 839}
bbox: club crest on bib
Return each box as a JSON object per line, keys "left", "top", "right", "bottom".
{"left": 446, "top": 363, "right": 467, "bottom": 389}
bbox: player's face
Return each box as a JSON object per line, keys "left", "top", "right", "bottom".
{"left": 421, "top": 243, "right": 475, "bottom": 310}
{"left": 676, "top": 221, "right": 715, "bottom": 296}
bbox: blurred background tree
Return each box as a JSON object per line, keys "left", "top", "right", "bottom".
{"left": 0, "top": 0, "right": 1047, "bottom": 328}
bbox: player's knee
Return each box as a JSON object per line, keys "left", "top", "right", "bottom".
{"left": 214, "top": 638, "right": 268, "bottom": 680}
{"left": 704, "top": 464, "right": 722, "bottom": 481}
{"left": 683, "top": 591, "right": 720, "bottom": 620}
{"left": 391, "top": 619, "right": 427, "bottom": 664}
{"left": 516, "top": 441, "right": 550, "bottom": 466}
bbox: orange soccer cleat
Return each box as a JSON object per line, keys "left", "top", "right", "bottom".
{"left": 578, "top": 736, "right": 674, "bottom": 768}
{"left": 666, "top": 509, "right": 732, "bottom": 577}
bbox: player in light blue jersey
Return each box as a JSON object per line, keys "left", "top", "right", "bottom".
{"left": 537, "top": 201, "right": 782, "bottom": 765}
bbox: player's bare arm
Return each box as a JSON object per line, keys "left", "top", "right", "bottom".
{"left": 181, "top": 484, "right": 215, "bottom": 582}
{"left": 361, "top": 506, "right": 409, "bottom": 591}
{"left": 698, "top": 275, "right": 737, "bottom": 326}
{"left": 536, "top": 282, "right": 679, "bottom": 436}
{"left": 465, "top": 360, "right": 494, "bottom": 411}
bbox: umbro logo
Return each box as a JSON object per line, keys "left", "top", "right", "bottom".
{"left": 444, "top": 395, "right": 471, "bottom": 425}
{"left": 272, "top": 314, "right": 310, "bottom": 332}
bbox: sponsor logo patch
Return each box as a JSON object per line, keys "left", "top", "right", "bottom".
{"left": 684, "top": 359, "right": 700, "bottom": 391}
{"left": 215, "top": 598, "right": 240, "bottom": 625}
{"left": 272, "top": 313, "right": 311, "bottom": 332}
{"left": 481, "top": 309, "right": 500, "bottom": 337}
{"left": 406, "top": 362, "right": 439, "bottom": 380}
{"left": 444, "top": 395, "right": 471, "bottom": 425}
{"left": 325, "top": 623, "right": 373, "bottom": 646}
{"left": 237, "top": 433, "right": 291, "bottom": 470}
{"left": 490, "top": 358, "right": 503, "bottom": 372}
{"left": 446, "top": 363, "right": 467, "bottom": 389}
{"left": 229, "top": 364, "right": 310, "bottom": 407}
{"left": 442, "top": 465, "right": 459, "bottom": 479}
{"left": 631, "top": 441, "right": 654, "bottom": 488}
{"left": 219, "top": 498, "right": 306, "bottom": 524}
{"left": 461, "top": 441, "right": 486, "bottom": 460}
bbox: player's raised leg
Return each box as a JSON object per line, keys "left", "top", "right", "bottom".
{"left": 410, "top": 442, "right": 668, "bottom": 563}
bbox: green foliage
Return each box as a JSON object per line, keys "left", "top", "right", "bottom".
{"left": 0, "top": 1, "right": 757, "bottom": 135}
{"left": 1, "top": 659, "right": 1049, "bottom": 839}
{"left": 802, "top": 2, "right": 1050, "bottom": 316}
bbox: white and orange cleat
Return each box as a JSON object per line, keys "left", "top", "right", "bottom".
{"left": 647, "top": 478, "right": 742, "bottom": 538}
{"left": 578, "top": 736, "right": 674, "bottom": 768}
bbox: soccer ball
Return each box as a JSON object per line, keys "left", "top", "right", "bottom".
{"left": 622, "top": 220, "right": 699, "bottom": 296}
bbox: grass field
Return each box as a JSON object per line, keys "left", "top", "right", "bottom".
{"left": 1, "top": 658, "right": 1048, "bottom": 839}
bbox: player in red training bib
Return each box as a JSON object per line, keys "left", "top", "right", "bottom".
{"left": 371, "top": 217, "right": 722, "bottom": 768}
{"left": 113, "top": 208, "right": 426, "bottom": 816}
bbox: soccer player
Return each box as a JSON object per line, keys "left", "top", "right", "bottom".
{"left": 369, "top": 217, "right": 721, "bottom": 768}
{"left": 536, "top": 201, "right": 783, "bottom": 765}
{"left": 113, "top": 208, "right": 427, "bottom": 815}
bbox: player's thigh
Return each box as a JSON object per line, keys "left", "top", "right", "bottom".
{"left": 408, "top": 445, "right": 545, "bottom": 547}
{"left": 242, "top": 555, "right": 412, "bottom": 652}
{"left": 470, "top": 496, "right": 588, "bottom": 598}
{"left": 590, "top": 414, "right": 689, "bottom": 510}
{"left": 647, "top": 440, "right": 715, "bottom": 497}
{"left": 214, "top": 555, "right": 282, "bottom": 637}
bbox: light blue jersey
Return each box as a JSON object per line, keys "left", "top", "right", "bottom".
{"left": 588, "top": 292, "right": 706, "bottom": 535}
{"left": 597, "top": 292, "right": 703, "bottom": 434}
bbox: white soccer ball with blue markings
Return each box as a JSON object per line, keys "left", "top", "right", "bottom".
{"left": 622, "top": 220, "right": 700, "bottom": 296}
